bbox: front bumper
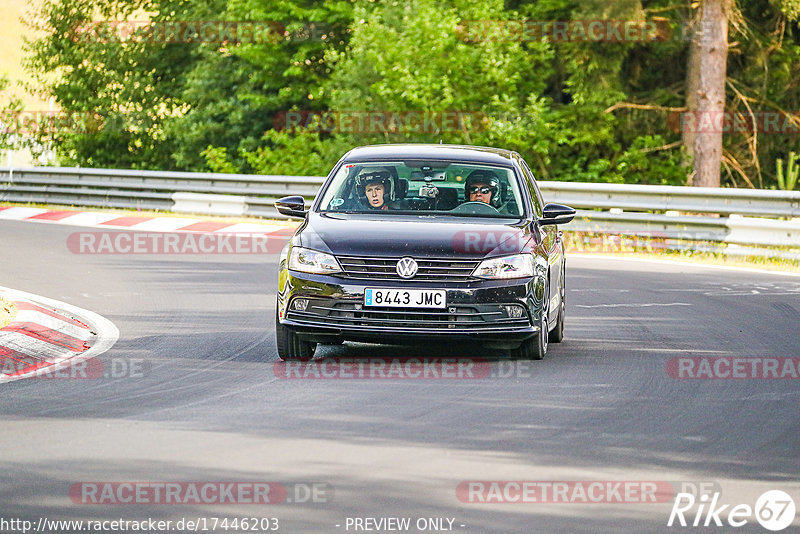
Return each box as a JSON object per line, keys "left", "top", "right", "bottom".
{"left": 278, "top": 270, "right": 544, "bottom": 347}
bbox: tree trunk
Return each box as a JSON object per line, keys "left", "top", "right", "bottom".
{"left": 683, "top": 11, "right": 701, "bottom": 177}
{"left": 692, "top": 0, "right": 729, "bottom": 188}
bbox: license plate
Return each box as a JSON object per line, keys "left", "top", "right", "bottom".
{"left": 364, "top": 289, "right": 446, "bottom": 308}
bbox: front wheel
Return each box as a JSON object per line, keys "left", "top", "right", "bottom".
{"left": 511, "top": 312, "right": 548, "bottom": 360}
{"left": 275, "top": 314, "right": 316, "bottom": 361}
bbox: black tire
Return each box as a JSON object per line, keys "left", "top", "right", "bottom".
{"left": 275, "top": 314, "right": 316, "bottom": 361}
{"left": 549, "top": 262, "right": 566, "bottom": 343}
{"left": 511, "top": 305, "right": 548, "bottom": 361}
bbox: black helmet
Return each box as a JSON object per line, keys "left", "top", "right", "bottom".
{"left": 356, "top": 169, "right": 394, "bottom": 207}
{"left": 465, "top": 169, "right": 501, "bottom": 207}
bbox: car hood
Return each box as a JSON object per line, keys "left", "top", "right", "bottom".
{"left": 298, "top": 212, "right": 536, "bottom": 259}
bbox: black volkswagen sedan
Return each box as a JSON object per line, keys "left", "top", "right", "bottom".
{"left": 274, "top": 144, "right": 575, "bottom": 360}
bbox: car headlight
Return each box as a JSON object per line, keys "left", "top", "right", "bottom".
{"left": 472, "top": 254, "right": 534, "bottom": 279}
{"left": 288, "top": 247, "right": 342, "bottom": 274}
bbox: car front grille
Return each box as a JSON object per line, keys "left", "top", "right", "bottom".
{"left": 336, "top": 255, "right": 481, "bottom": 282}
{"left": 286, "top": 299, "right": 531, "bottom": 331}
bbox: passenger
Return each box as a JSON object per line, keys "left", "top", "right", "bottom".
{"left": 365, "top": 182, "right": 387, "bottom": 209}
{"left": 357, "top": 170, "right": 394, "bottom": 210}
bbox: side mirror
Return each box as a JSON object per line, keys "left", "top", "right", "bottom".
{"left": 275, "top": 196, "right": 308, "bottom": 219}
{"left": 540, "top": 203, "right": 576, "bottom": 225}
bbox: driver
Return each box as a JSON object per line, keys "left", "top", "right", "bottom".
{"left": 465, "top": 170, "right": 501, "bottom": 208}
{"left": 357, "top": 169, "right": 394, "bottom": 210}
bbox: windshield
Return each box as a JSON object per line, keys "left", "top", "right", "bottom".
{"left": 317, "top": 160, "right": 525, "bottom": 218}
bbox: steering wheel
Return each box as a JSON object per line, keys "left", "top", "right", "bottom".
{"left": 449, "top": 201, "right": 500, "bottom": 215}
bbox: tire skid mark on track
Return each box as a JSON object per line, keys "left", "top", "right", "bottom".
{"left": 575, "top": 302, "right": 691, "bottom": 308}
{"left": 80, "top": 332, "right": 279, "bottom": 415}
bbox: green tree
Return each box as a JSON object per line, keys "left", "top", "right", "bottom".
{"left": 0, "top": 74, "right": 24, "bottom": 155}
{"left": 183, "top": 0, "right": 355, "bottom": 172}
{"left": 236, "top": 0, "right": 552, "bottom": 175}
{"left": 24, "top": 0, "right": 353, "bottom": 171}
{"left": 23, "top": 0, "right": 800, "bottom": 189}
{"left": 24, "top": 0, "right": 215, "bottom": 168}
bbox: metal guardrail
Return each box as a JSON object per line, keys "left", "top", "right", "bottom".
{"left": 538, "top": 181, "right": 800, "bottom": 218}
{"left": 0, "top": 167, "right": 323, "bottom": 216}
{"left": 2, "top": 166, "right": 799, "bottom": 257}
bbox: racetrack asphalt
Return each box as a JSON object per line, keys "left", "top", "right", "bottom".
{"left": 1, "top": 219, "right": 799, "bottom": 533}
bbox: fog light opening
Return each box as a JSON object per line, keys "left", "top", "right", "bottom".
{"left": 504, "top": 305, "right": 525, "bottom": 318}
{"left": 292, "top": 298, "right": 309, "bottom": 311}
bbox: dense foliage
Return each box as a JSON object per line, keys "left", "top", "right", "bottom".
{"left": 15, "top": 0, "right": 800, "bottom": 188}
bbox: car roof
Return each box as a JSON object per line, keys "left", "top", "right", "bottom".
{"left": 341, "top": 144, "right": 518, "bottom": 166}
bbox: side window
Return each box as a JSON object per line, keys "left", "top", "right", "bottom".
{"left": 519, "top": 159, "right": 543, "bottom": 217}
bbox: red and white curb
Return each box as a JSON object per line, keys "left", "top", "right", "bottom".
{"left": 0, "top": 206, "right": 298, "bottom": 235}
{"left": 0, "top": 286, "right": 119, "bottom": 383}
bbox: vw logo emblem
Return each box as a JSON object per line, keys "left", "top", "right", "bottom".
{"left": 396, "top": 257, "right": 418, "bottom": 279}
